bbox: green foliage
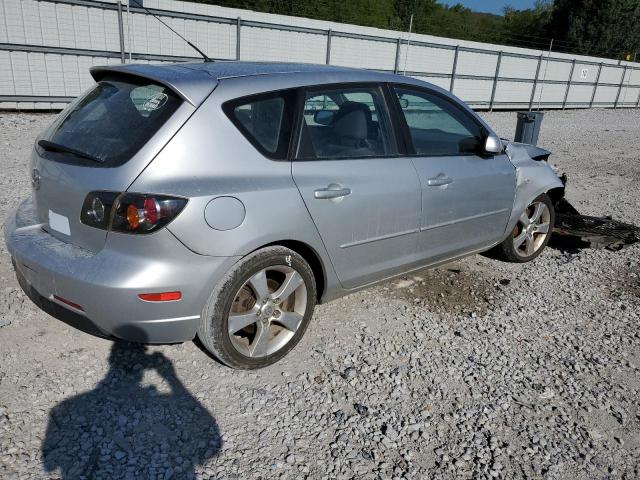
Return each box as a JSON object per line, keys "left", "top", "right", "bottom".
{"left": 190, "top": 0, "right": 639, "bottom": 60}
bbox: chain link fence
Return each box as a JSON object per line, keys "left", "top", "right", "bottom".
{"left": 1, "top": 0, "right": 639, "bottom": 110}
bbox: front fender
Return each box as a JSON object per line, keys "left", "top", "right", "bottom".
{"left": 503, "top": 143, "right": 564, "bottom": 237}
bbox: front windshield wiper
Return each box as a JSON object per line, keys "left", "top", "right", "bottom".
{"left": 37, "top": 140, "right": 103, "bottom": 164}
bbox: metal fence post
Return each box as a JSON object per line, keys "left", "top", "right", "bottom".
{"left": 394, "top": 37, "right": 401, "bottom": 74}
{"left": 489, "top": 51, "right": 502, "bottom": 111}
{"left": 326, "top": 29, "right": 332, "bottom": 65}
{"left": 116, "top": 1, "right": 126, "bottom": 64}
{"left": 614, "top": 65, "right": 628, "bottom": 108}
{"left": 449, "top": 45, "right": 459, "bottom": 92}
{"left": 236, "top": 17, "right": 241, "bottom": 60}
{"left": 562, "top": 59, "right": 575, "bottom": 110}
{"left": 589, "top": 63, "right": 602, "bottom": 108}
{"left": 528, "top": 55, "right": 543, "bottom": 110}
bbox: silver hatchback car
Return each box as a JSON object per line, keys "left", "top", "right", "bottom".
{"left": 4, "top": 62, "right": 563, "bottom": 368}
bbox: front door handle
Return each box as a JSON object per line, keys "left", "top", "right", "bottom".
{"left": 427, "top": 175, "right": 453, "bottom": 187}
{"left": 314, "top": 186, "right": 352, "bottom": 200}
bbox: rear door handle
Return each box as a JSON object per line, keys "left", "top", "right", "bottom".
{"left": 314, "top": 186, "right": 352, "bottom": 199}
{"left": 427, "top": 175, "right": 453, "bottom": 187}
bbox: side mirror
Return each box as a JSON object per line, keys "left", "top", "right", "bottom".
{"left": 313, "top": 110, "right": 335, "bottom": 126}
{"left": 484, "top": 134, "right": 503, "bottom": 154}
{"left": 398, "top": 97, "right": 409, "bottom": 109}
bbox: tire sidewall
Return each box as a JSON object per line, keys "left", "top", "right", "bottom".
{"left": 200, "top": 246, "right": 316, "bottom": 369}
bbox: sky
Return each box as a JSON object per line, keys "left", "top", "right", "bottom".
{"left": 439, "top": 0, "right": 538, "bottom": 15}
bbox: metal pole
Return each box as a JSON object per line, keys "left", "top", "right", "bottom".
{"left": 325, "top": 29, "right": 332, "bottom": 65}
{"left": 127, "top": 0, "right": 132, "bottom": 63}
{"left": 528, "top": 55, "right": 543, "bottom": 111}
{"left": 489, "top": 51, "right": 502, "bottom": 111}
{"left": 562, "top": 59, "right": 575, "bottom": 110}
{"left": 614, "top": 65, "right": 627, "bottom": 108}
{"left": 236, "top": 17, "right": 241, "bottom": 60}
{"left": 449, "top": 45, "right": 459, "bottom": 92}
{"left": 402, "top": 14, "right": 413, "bottom": 76}
{"left": 535, "top": 39, "right": 553, "bottom": 111}
{"left": 590, "top": 63, "right": 602, "bottom": 108}
{"left": 394, "top": 37, "right": 401, "bottom": 74}
{"left": 116, "top": 1, "right": 126, "bottom": 64}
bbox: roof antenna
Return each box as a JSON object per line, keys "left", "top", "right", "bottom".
{"left": 128, "top": 0, "right": 212, "bottom": 62}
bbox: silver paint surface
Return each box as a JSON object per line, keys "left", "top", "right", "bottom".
{"left": 4, "top": 62, "right": 563, "bottom": 343}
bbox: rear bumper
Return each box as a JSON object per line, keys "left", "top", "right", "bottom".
{"left": 4, "top": 198, "right": 240, "bottom": 343}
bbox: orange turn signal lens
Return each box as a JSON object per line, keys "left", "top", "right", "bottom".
{"left": 126, "top": 204, "right": 140, "bottom": 229}
{"left": 138, "top": 291, "right": 182, "bottom": 302}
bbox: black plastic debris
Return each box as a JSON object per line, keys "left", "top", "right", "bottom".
{"left": 553, "top": 198, "right": 640, "bottom": 251}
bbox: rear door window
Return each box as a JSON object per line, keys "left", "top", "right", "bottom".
{"left": 393, "top": 87, "right": 483, "bottom": 156}
{"left": 224, "top": 90, "right": 296, "bottom": 160}
{"left": 297, "top": 86, "right": 397, "bottom": 160}
{"left": 40, "top": 76, "right": 182, "bottom": 166}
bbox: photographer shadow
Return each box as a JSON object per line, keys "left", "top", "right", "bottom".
{"left": 42, "top": 326, "right": 222, "bottom": 479}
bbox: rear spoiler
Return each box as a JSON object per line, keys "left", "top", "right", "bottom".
{"left": 90, "top": 64, "right": 217, "bottom": 107}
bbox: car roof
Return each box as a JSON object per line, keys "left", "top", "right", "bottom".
{"left": 90, "top": 61, "right": 428, "bottom": 106}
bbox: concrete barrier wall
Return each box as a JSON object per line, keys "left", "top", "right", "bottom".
{"left": 1, "top": 0, "right": 639, "bottom": 110}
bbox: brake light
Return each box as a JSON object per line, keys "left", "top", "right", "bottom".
{"left": 81, "top": 192, "right": 187, "bottom": 234}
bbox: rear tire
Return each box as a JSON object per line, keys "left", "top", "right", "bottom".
{"left": 492, "top": 193, "right": 555, "bottom": 263}
{"left": 198, "top": 246, "right": 316, "bottom": 369}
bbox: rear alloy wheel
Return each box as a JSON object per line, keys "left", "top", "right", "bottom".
{"left": 492, "top": 193, "right": 555, "bottom": 263}
{"left": 198, "top": 246, "right": 316, "bottom": 369}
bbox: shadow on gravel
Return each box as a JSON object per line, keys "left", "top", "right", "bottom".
{"left": 42, "top": 327, "right": 222, "bottom": 479}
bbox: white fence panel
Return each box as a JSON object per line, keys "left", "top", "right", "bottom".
{"left": 1, "top": 0, "right": 638, "bottom": 110}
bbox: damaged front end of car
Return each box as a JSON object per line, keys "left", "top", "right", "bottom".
{"left": 505, "top": 141, "right": 640, "bottom": 251}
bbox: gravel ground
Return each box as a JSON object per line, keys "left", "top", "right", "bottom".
{"left": 1, "top": 108, "right": 640, "bottom": 479}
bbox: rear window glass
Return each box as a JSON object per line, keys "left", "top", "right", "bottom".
{"left": 39, "top": 76, "right": 182, "bottom": 166}
{"left": 223, "top": 90, "right": 295, "bottom": 160}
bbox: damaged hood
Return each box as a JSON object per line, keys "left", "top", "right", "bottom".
{"left": 504, "top": 141, "right": 551, "bottom": 164}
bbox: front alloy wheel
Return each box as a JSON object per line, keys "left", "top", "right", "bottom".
{"left": 491, "top": 193, "right": 555, "bottom": 263}
{"left": 513, "top": 200, "right": 551, "bottom": 258}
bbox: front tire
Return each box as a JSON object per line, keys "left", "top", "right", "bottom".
{"left": 198, "top": 246, "right": 317, "bottom": 369}
{"left": 493, "top": 193, "right": 555, "bottom": 263}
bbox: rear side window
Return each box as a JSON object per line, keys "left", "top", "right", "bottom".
{"left": 297, "top": 86, "right": 396, "bottom": 160}
{"left": 40, "top": 76, "right": 182, "bottom": 167}
{"left": 224, "top": 90, "right": 295, "bottom": 160}
{"left": 393, "top": 87, "right": 482, "bottom": 156}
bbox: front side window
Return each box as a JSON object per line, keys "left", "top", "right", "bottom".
{"left": 297, "top": 86, "right": 396, "bottom": 160}
{"left": 224, "top": 90, "right": 294, "bottom": 159}
{"left": 40, "top": 76, "right": 182, "bottom": 166}
{"left": 394, "top": 87, "right": 483, "bottom": 156}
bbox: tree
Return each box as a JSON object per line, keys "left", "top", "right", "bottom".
{"left": 546, "top": 0, "right": 640, "bottom": 57}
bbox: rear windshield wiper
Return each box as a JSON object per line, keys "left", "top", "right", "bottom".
{"left": 37, "top": 140, "right": 103, "bottom": 164}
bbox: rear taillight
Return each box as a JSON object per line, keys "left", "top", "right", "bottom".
{"left": 81, "top": 191, "right": 187, "bottom": 234}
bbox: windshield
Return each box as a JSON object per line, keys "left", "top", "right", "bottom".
{"left": 39, "top": 75, "right": 182, "bottom": 166}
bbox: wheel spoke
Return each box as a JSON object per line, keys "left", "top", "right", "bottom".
{"left": 525, "top": 236, "right": 535, "bottom": 255}
{"left": 228, "top": 308, "right": 259, "bottom": 334}
{"left": 532, "top": 203, "right": 546, "bottom": 222}
{"left": 271, "top": 271, "right": 304, "bottom": 302}
{"left": 276, "top": 311, "right": 303, "bottom": 333}
{"left": 248, "top": 270, "right": 270, "bottom": 300}
{"left": 535, "top": 222, "right": 550, "bottom": 234}
{"left": 514, "top": 230, "right": 527, "bottom": 248}
{"left": 249, "top": 322, "right": 270, "bottom": 357}
{"left": 519, "top": 211, "right": 531, "bottom": 226}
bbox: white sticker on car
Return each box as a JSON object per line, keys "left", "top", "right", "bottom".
{"left": 142, "top": 92, "right": 168, "bottom": 112}
{"left": 49, "top": 210, "right": 71, "bottom": 236}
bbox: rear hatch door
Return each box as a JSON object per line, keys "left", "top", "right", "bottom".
{"left": 32, "top": 72, "right": 207, "bottom": 252}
